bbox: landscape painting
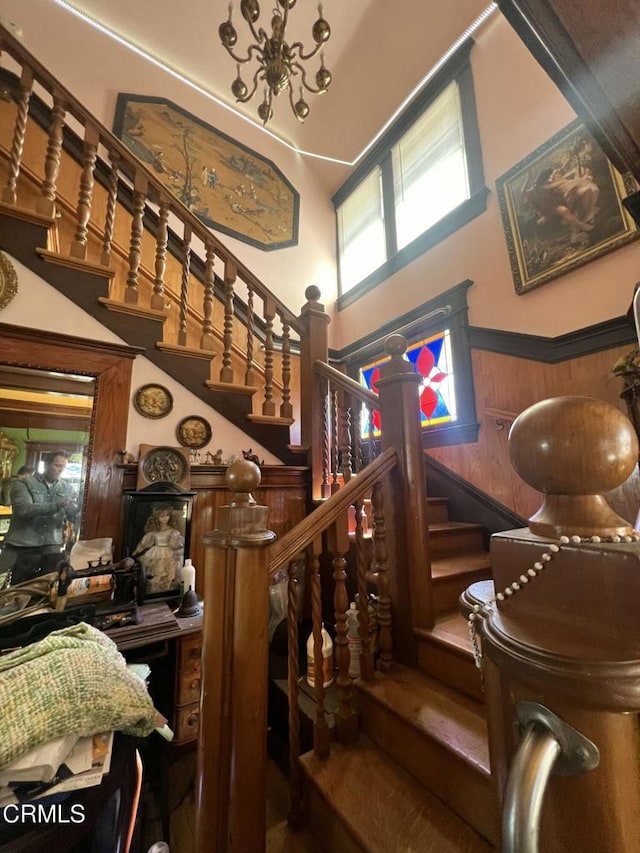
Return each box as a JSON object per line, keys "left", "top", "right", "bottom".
{"left": 113, "top": 93, "right": 299, "bottom": 250}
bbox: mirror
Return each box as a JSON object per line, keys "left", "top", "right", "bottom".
{"left": 0, "top": 365, "right": 95, "bottom": 561}
{"left": 1, "top": 322, "right": 138, "bottom": 568}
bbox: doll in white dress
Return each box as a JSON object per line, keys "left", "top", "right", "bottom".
{"left": 133, "top": 504, "right": 184, "bottom": 594}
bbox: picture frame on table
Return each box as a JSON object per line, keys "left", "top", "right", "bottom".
{"left": 123, "top": 484, "right": 195, "bottom": 601}
{"left": 496, "top": 119, "right": 638, "bottom": 295}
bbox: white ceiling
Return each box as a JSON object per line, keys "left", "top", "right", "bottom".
{"left": 51, "top": 0, "right": 495, "bottom": 165}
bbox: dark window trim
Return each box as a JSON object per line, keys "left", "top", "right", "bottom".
{"left": 340, "top": 280, "right": 478, "bottom": 450}
{"left": 333, "top": 37, "right": 486, "bottom": 307}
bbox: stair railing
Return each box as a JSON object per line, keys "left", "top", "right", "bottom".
{"left": 269, "top": 446, "right": 398, "bottom": 824}
{"left": 0, "top": 25, "right": 301, "bottom": 424}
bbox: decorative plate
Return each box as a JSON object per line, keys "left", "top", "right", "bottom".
{"left": 133, "top": 383, "right": 173, "bottom": 419}
{"left": 0, "top": 252, "right": 18, "bottom": 311}
{"left": 176, "top": 415, "right": 212, "bottom": 449}
{"left": 140, "top": 446, "right": 189, "bottom": 486}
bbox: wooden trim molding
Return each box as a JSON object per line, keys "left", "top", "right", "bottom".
{"left": 468, "top": 315, "right": 636, "bottom": 363}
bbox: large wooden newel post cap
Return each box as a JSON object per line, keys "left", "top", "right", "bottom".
{"left": 379, "top": 334, "right": 417, "bottom": 383}
{"left": 225, "top": 457, "right": 260, "bottom": 505}
{"left": 509, "top": 395, "right": 638, "bottom": 537}
{"left": 305, "top": 284, "right": 322, "bottom": 302}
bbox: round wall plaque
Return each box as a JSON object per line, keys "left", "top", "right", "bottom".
{"left": 0, "top": 252, "right": 18, "bottom": 311}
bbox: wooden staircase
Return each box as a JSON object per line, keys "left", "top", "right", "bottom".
{"left": 296, "top": 496, "right": 497, "bottom": 850}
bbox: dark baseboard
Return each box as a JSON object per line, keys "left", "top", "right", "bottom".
{"left": 425, "top": 453, "right": 526, "bottom": 547}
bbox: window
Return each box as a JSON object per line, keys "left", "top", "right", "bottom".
{"left": 339, "top": 281, "right": 479, "bottom": 449}
{"left": 334, "top": 40, "right": 486, "bottom": 308}
{"left": 337, "top": 167, "right": 386, "bottom": 293}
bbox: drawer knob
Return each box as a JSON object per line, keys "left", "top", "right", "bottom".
{"left": 188, "top": 713, "right": 199, "bottom": 727}
{"left": 189, "top": 647, "right": 201, "bottom": 659}
{"left": 190, "top": 679, "right": 200, "bottom": 689}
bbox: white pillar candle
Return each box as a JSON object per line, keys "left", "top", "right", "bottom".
{"left": 183, "top": 560, "right": 196, "bottom": 592}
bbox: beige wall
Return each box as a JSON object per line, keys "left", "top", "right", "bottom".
{"left": 1, "top": 2, "right": 638, "bottom": 352}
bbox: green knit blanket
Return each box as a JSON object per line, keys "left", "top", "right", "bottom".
{"left": 0, "top": 623, "right": 158, "bottom": 769}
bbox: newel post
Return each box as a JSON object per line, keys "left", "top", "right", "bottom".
{"left": 376, "top": 334, "right": 433, "bottom": 666}
{"left": 298, "top": 285, "right": 330, "bottom": 500}
{"left": 194, "top": 460, "right": 276, "bottom": 853}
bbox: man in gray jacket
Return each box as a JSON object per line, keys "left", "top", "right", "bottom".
{"left": 0, "top": 450, "right": 78, "bottom": 586}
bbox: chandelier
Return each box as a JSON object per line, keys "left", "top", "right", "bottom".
{"left": 218, "top": 0, "right": 332, "bottom": 124}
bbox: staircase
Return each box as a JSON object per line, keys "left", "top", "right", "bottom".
{"left": 0, "top": 26, "right": 505, "bottom": 850}
{"left": 297, "top": 495, "right": 496, "bottom": 851}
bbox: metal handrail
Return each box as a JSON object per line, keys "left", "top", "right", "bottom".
{"left": 502, "top": 702, "right": 600, "bottom": 853}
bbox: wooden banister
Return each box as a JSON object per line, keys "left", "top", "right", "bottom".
{"left": 269, "top": 447, "right": 398, "bottom": 574}
{"left": 314, "top": 359, "right": 379, "bottom": 410}
{"left": 0, "top": 24, "right": 302, "bottom": 335}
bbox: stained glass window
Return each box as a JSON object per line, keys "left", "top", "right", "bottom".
{"left": 360, "top": 330, "right": 457, "bottom": 436}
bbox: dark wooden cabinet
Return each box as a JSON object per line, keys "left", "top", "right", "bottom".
{"left": 173, "top": 630, "right": 203, "bottom": 745}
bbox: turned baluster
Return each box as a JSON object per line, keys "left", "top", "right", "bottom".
{"left": 200, "top": 242, "right": 216, "bottom": 350}
{"left": 321, "top": 380, "right": 331, "bottom": 499}
{"left": 354, "top": 500, "right": 374, "bottom": 680}
{"left": 329, "top": 516, "right": 358, "bottom": 743}
{"left": 372, "top": 480, "right": 393, "bottom": 672}
{"left": 36, "top": 93, "right": 66, "bottom": 218}
{"left": 367, "top": 408, "right": 378, "bottom": 463}
{"left": 220, "top": 260, "right": 236, "bottom": 383}
{"left": 244, "top": 286, "right": 255, "bottom": 386}
{"left": 309, "top": 540, "right": 330, "bottom": 758}
{"left": 151, "top": 199, "right": 169, "bottom": 310}
{"left": 331, "top": 389, "right": 340, "bottom": 493}
{"left": 354, "top": 401, "right": 364, "bottom": 473}
{"left": 124, "top": 173, "right": 148, "bottom": 304}
{"left": 70, "top": 123, "right": 99, "bottom": 259}
{"left": 280, "top": 316, "right": 293, "bottom": 420}
{"left": 286, "top": 559, "right": 303, "bottom": 827}
{"left": 339, "top": 392, "right": 353, "bottom": 483}
{"left": 262, "top": 297, "right": 276, "bottom": 416}
{"left": 1, "top": 65, "right": 33, "bottom": 205}
{"left": 177, "top": 224, "right": 192, "bottom": 346}
{"left": 101, "top": 151, "right": 120, "bottom": 266}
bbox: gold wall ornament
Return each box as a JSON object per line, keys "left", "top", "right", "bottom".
{"left": 219, "top": 0, "right": 332, "bottom": 124}
{"left": 0, "top": 252, "right": 18, "bottom": 311}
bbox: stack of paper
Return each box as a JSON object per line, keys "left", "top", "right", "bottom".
{"left": 0, "top": 731, "right": 114, "bottom": 805}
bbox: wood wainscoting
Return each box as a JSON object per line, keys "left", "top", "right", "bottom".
{"left": 122, "top": 464, "right": 309, "bottom": 592}
{"left": 428, "top": 343, "right": 640, "bottom": 522}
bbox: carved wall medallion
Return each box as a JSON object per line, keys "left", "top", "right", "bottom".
{"left": 132, "top": 383, "right": 173, "bottom": 419}
{"left": 176, "top": 415, "right": 212, "bottom": 450}
{"left": 136, "top": 444, "right": 191, "bottom": 490}
{"left": 0, "top": 252, "right": 18, "bottom": 311}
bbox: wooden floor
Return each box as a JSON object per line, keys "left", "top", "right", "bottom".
{"left": 139, "top": 749, "right": 322, "bottom": 853}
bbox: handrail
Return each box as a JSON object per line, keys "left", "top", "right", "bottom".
{"left": 314, "top": 359, "right": 379, "bottom": 410}
{"left": 0, "top": 24, "right": 302, "bottom": 334}
{"left": 269, "top": 447, "right": 398, "bottom": 574}
{"left": 502, "top": 702, "right": 600, "bottom": 853}
{"left": 502, "top": 725, "right": 560, "bottom": 853}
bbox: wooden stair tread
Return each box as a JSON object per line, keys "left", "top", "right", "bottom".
{"left": 431, "top": 550, "right": 492, "bottom": 580}
{"left": 417, "top": 611, "right": 475, "bottom": 656}
{"left": 356, "top": 664, "right": 489, "bottom": 775}
{"left": 428, "top": 521, "right": 484, "bottom": 534}
{"left": 300, "top": 738, "right": 493, "bottom": 852}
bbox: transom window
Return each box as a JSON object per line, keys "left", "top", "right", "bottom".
{"left": 334, "top": 40, "right": 486, "bottom": 309}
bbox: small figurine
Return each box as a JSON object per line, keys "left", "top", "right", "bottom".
{"left": 242, "top": 448, "right": 264, "bottom": 466}
{"left": 213, "top": 448, "right": 224, "bottom": 465}
{"left": 189, "top": 449, "right": 201, "bottom": 465}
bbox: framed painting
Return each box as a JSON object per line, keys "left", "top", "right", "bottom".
{"left": 113, "top": 93, "right": 299, "bottom": 250}
{"left": 496, "top": 119, "right": 638, "bottom": 294}
{"left": 123, "top": 484, "right": 195, "bottom": 601}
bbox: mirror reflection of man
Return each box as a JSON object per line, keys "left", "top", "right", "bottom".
{"left": 0, "top": 450, "right": 78, "bottom": 586}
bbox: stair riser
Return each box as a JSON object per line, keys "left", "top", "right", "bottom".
{"left": 426, "top": 500, "right": 450, "bottom": 523}
{"left": 358, "top": 694, "right": 496, "bottom": 844}
{"left": 305, "top": 780, "right": 365, "bottom": 853}
{"left": 429, "top": 529, "right": 484, "bottom": 555}
{"left": 417, "top": 641, "right": 484, "bottom": 702}
{"left": 433, "top": 567, "right": 493, "bottom": 614}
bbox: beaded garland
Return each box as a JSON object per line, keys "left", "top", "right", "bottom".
{"left": 468, "top": 531, "right": 640, "bottom": 670}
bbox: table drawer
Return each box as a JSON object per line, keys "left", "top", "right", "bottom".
{"left": 177, "top": 670, "right": 201, "bottom": 706}
{"left": 178, "top": 633, "right": 202, "bottom": 674}
{"left": 175, "top": 703, "right": 200, "bottom": 743}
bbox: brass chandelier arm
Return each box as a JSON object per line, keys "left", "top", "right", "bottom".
{"left": 292, "top": 62, "right": 326, "bottom": 95}
{"left": 235, "top": 67, "right": 262, "bottom": 104}
{"left": 222, "top": 42, "right": 264, "bottom": 66}
{"left": 289, "top": 41, "right": 324, "bottom": 63}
